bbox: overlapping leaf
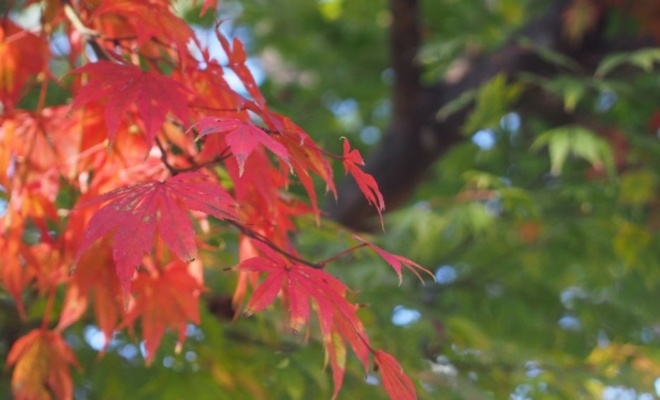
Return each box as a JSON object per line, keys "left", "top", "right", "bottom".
{"left": 92, "top": 0, "right": 194, "bottom": 61}
{"left": 267, "top": 113, "right": 336, "bottom": 220}
{"left": 74, "top": 172, "right": 236, "bottom": 296}
{"left": 236, "top": 242, "right": 370, "bottom": 397}
{"left": 7, "top": 329, "right": 79, "bottom": 400}
{"left": 374, "top": 350, "right": 417, "bottom": 400}
{"left": 0, "top": 19, "right": 46, "bottom": 111}
{"left": 119, "top": 260, "right": 203, "bottom": 364}
{"left": 194, "top": 117, "right": 290, "bottom": 176}
{"left": 215, "top": 27, "right": 266, "bottom": 107}
{"left": 70, "top": 61, "right": 190, "bottom": 148}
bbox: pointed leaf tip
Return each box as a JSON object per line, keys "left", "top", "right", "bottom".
{"left": 353, "top": 235, "right": 434, "bottom": 284}
{"left": 193, "top": 117, "right": 289, "bottom": 176}
{"left": 375, "top": 350, "right": 417, "bottom": 400}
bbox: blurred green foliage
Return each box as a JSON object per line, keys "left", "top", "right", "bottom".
{"left": 5, "top": 0, "right": 660, "bottom": 399}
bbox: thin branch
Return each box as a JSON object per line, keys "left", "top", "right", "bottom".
{"left": 188, "top": 104, "right": 250, "bottom": 113}
{"left": 62, "top": 0, "right": 112, "bottom": 62}
{"left": 318, "top": 243, "right": 368, "bottom": 267}
{"left": 154, "top": 137, "right": 178, "bottom": 176}
{"left": 175, "top": 155, "right": 231, "bottom": 174}
{"left": 227, "top": 220, "right": 323, "bottom": 269}
{"left": 327, "top": 0, "right": 656, "bottom": 231}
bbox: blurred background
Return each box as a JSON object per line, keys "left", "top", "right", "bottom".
{"left": 6, "top": 0, "right": 660, "bottom": 398}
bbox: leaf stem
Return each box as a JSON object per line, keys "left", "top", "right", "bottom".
{"left": 318, "top": 243, "right": 368, "bottom": 267}
{"left": 62, "top": 0, "right": 113, "bottom": 62}
{"left": 155, "top": 137, "right": 179, "bottom": 176}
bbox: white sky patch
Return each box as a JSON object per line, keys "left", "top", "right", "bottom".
{"left": 392, "top": 305, "right": 421, "bottom": 326}
{"left": 84, "top": 326, "right": 107, "bottom": 351}
{"left": 189, "top": 26, "right": 265, "bottom": 97}
{"left": 472, "top": 129, "right": 496, "bottom": 150}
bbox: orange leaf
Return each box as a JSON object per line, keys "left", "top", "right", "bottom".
{"left": 7, "top": 329, "right": 80, "bottom": 400}
{"left": 119, "top": 260, "right": 203, "bottom": 364}
{"left": 57, "top": 244, "right": 123, "bottom": 340}
{"left": 93, "top": 0, "right": 194, "bottom": 61}
{"left": 0, "top": 19, "right": 47, "bottom": 111}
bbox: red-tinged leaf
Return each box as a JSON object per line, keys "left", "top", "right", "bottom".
{"left": 74, "top": 172, "right": 236, "bottom": 297}
{"left": 238, "top": 257, "right": 286, "bottom": 315}
{"left": 374, "top": 350, "right": 417, "bottom": 400}
{"left": 245, "top": 271, "right": 286, "bottom": 316}
{"left": 56, "top": 284, "right": 88, "bottom": 333}
{"left": 93, "top": 0, "right": 195, "bottom": 62}
{"left": 7, "top": 329, "right": 80, "bottom": 400}
{"left": 57, "top": 244, "right": 123, "bottom": 340}
{"left": 1, "top": 227, "right": 29, "bottom": 317}
{"left": 331, "top": 304, "right": 370, "bottom": 370}
{"left": 324, "top": 330, "right": 347, "bottom": 400}
{"left": 287, "top": 274, "right": 310, "bottom": 333}
{"left": 0, "top": 19, "right": 47, "bottom": 111}
{"left": 199, "top": 0, "right": 216, "bottom": 16}
{"left": 353, "top": 235, "right": 435, "bottom": 285}
{"left": 215, "top": 27, "right": 266, "bottom": 106}
{"left": 342, "top": 138, "right": 385, "bottom": 229}
{"left": 238, "top": 256, "right": 355, "bottom": 335}
{"left": 194, "top": 117, "right": 290, "bottom": 176}
{"left": 266, "top": 113, "right": 337, "bottom": 221}
{"left": 69, "top": 61, "right": 190, "bottom": 148}
{"left": 119, "top": 260, "right": 203, "bottom": 364}
{"left": 232, "top": 235, "right": 263, "bottom": 311}
{"left": 236, "top": 248, "right": 370, "bottom": 399}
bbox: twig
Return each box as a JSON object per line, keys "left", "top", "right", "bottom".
{"left": 227, "top": 220, "right": 323, "bottom": 269}
{"left": 318, "top": 243, "right": 368, "bottom": 267}
{"left": 154, "top": 137, "right": 179, "bottom": 176}
{"left": 62, "top": 0, "right": 113, "bottom": 62}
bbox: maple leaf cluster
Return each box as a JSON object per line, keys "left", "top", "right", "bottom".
{"left": 0, "top": 1, "right": 431, "bottom": 399}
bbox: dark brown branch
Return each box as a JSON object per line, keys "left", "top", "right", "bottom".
{"left": 326, "top": 0, "right": 655, "bottom": 231}
{"left": 390, "top": 0, "right": 422, "bottom": 122}
{"left": 155, "top": 137, "right": 179, "bottom": 176}
{"left": 227, "top": 220, "right": 323, "bottom": 269}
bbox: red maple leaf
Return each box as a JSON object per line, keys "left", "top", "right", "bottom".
{"left": 70, "top": 61, "right": 190, "bottom": 149}
{"left": 265, "top": 113, "right": 337, "bottom": 221}
{"left": 353, "top": 235, "right": 434, "bottom": 285}
{"left": 119, "top": 260, "right": 203, "bottom": 364}
{"left": 374, "top": 350, "right": 417, "bottom": 400}
{"left": 92, "top": 0, "right": 195, "bottom": 61}
{"left": 74, "top": 172, "right": 237, "bottom": 297}
{"left": 7, "top": 329, "right": 80, "bottom": 400}
{"left": 194, "top": 117, "right": 290, "bottom": 176}
{"left": 341, "top": 138, "right": 385, "bottom": 228}
{"left": 215, "top": 27, "right": 266, "bottom": 107}
{"left": 57, "top": 243, "right": 123, "bottom": 342}
{"left": 236, "top": 241, "right": 370, "bottom": 397}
